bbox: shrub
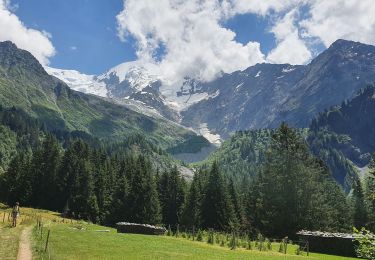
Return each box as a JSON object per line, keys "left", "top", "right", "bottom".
{"left": 207, "top": 230, "right": 214, "bottom": 244}
{"left": 354, "top": 227, "right": 375, "bottom": 259}
{"left": 229, "top": 232, "right": 237, "bottom": 250}
{"left": 196, "top": 229, "right": 203, "bottom": 241}
{"left": 167, "top": 225, "right": 172, "bottom": 236}
{"left": 266, "top": 238, "right": 272, "bottom": 250}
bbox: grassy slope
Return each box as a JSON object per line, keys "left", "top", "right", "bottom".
{"left": 0, "top": 42, "right": 199, "bottom": 150}
{"left": 41, "top": 224, "right": 358, "bottom": 260}
{"left": 0, "top": 204, "right": 357, "bottom": 260}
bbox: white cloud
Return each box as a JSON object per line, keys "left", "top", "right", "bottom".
{"left": 117, "top": 0, "right": 265, "bottom": 84}
{"left": 0, "top": 0, "right": 55, "bottom": 65}
{"left": 266, "top": 8, "right": 311, "bottom": 64}
{"left": 70, "top": 46, "right": 77, "bottom": 51}
{"left": 117, "top": 0, "right": 375, "bottom": 83}
{"left": 300, "top": 0, "right": 375, "bottom": 47}
{"left": 222, "top": 0, "right": 303, "bottom": 17}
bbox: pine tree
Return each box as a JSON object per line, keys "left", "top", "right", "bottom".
{"left": 249, "top": 123, "right": 351, "bottom": 236}
{"left": 366, "top": 153, "right": 375, "bottom": 230}
{"left": 352, "top": 178, "right": 368, "bottom": 229}
{"left": 201, "top": 162, "right": 235, "bottom": 230}
{"left": 181, "top": 169, "right": 204, "bottom": 228}
{"left": 127, "top": 156, "right": 161, "bottom": 224}
{"left": 228, "top": 178, "right": 243, "bottom": 228}
{"left": 159, "top": 166, "right": 186, "bottom": 227}
{"left": 29, "top": 134, "right": 61, "bottom": 209}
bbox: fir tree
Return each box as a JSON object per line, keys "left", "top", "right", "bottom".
{"left": 201, "top": 162, "right": 235, "bottom": 230}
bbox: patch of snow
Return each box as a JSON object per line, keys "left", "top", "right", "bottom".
{"left": 45, "top": 67, "right": 108, "bottom": 97}
{"left": 235, "top": 83, "right": 244, "bottom": 91}
{"left": 197, "top": 123, "right": 221, "bottom": 146}
{"left": 208, "top": 89, "right": 220, "bottom": 99}
{"left": 255, "top": 71, "right": 261, "bottom": 78}
{"left": 282, "top": 67, "right": 296, "bottom": 73}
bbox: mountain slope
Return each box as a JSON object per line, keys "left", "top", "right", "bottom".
{"left": 309, "top": 84, "right": 375, "bottom": 171}
{"left": 0, "top": 41, "right": 206, "bottom": 150}
{"left": 183, "top": 40, "right": 375, "bottom": 138}
{"left": 198, "top": 84, "right": 375, "bottom": 188}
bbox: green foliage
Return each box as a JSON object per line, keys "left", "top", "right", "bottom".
{"left": 207, "top": 229, "right": 214, "bottom": 244}
{"left": 353, "top": 227, "right": 375, "bottom": 259}
{"left": 158, "top": 166, "right": 186, "bottom": 227}
{"left": 247, "top": 123, "right": 351, "bottom": 237}
{"left": 196, "top": 229, "right": 203, "bottom": 241}
{"left": 200, "top": 162, "right": 236, "bottom": 230}
{"left": 229, "top": 231, "right": 237, "bottom": 250}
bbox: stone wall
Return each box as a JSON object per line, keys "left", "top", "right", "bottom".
{"left": 116, "top": 222, "right": 166, "bottom": 235}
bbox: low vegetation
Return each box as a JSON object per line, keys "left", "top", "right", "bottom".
{"left": 0, "top": 204, "right": 358, "bottom": 260}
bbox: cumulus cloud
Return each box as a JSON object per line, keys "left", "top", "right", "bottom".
{"left": 266, "top": 8, "right": 312, "bottom": 64}
{"left": 300, "top": 0, "right": 375, "bottom": 47}
{"left": 116, "top": 0, "right": 265, "bottom": 84}
{"left": 117, "top": 0, "right": 375, "bottom": 83}
{"left": 0, "top": 0, "right": 55, "bottom": 65}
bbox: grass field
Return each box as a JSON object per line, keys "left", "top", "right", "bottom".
{"left": 0, "top": 204, "right": 360, "bottom": 260}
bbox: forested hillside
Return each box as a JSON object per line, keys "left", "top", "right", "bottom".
{"left": 309, "top": 84, "right": 375, "bottom": 171}
{"left": 199, "top": 85, "right": 375, "bottom": 190}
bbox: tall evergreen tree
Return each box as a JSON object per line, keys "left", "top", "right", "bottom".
{"left": 127, "top": 156, "right": 161, "bottom": 224}
{"left": 201, "top": 162, "right": 236, "bottom": 230}
{"left": 159, "top": 166, "right": 186, "bottom": 227}
{"left": 248, "top": 123, "right": 350, "bottom": 236}
{"left": 351, "top": 178, "right": 368, "bottom": 229}
{"left": 29, "top": 135, "right": 61, "bottom": 209}
{"left": 366, "top": 153, "right": 375, "bottom": 230}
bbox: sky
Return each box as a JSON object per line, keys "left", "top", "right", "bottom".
{"left": 1, "top": 0, "right": 375, "bottom": 83}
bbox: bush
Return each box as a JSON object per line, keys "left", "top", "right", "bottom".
{"left": 354, "top": 227, "right": 375, "bottom": 259}
{"left": 265, "top": 238, "right": 271, "bottom": 250}
{"left": 167, "top": 225, "right": 172, "bottom": 236}
{"left": 229, "top": 232, "right": 237, "bottom": 250}
{"left": 207, "top": 230, "right": 214, "bottom": 244}
{"left": 196, "top": 229, "right": 203, "bottom": 241}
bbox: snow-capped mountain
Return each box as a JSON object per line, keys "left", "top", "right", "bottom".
{"left": 46, "top": 61, "right": 210, "bottom": 122}
{"left": 46, "top": 39, "right": 375, "bottom": 143}
{"left": 45, "top": 67, "right": 108, "bottom": 97}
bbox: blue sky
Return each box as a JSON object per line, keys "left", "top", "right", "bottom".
{"left": 13, "top": 0, "right": 137, "bottom": 74}
{"left": 12, "top": 0, "right": 275, "bottom": 75}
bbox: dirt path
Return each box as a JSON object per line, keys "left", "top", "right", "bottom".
{"left": 17, "top": 226, "right": 32, "bottom": 260}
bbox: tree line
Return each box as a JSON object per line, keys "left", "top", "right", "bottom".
{"left": 1, "top": 123, "right": 372, "bottom": 238}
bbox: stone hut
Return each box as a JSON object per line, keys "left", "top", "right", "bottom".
{"left": 297, "top": 230, "right": 358, "bottom": 257}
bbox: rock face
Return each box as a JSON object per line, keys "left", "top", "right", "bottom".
{"left": 116, "top": 222, "right": 166, "bottom": 235}
{"left": 182, "top": 39, "right": 375, "bottom": 138}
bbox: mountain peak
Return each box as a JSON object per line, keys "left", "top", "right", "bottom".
{"left": 0, "top": 41, "right": 18, "bottom": 49}
{"left": 0, "top": 41, "right": 46, "bottom": 76}
{"left": 328, "top": 38, "right": 375, "bottom": 51}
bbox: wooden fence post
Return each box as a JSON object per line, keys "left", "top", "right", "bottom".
{"left": 45, "top": 230, "right": 51, "bottom": 252}
{"left": 2, "top": 212, "right": 5, "bottom": 223}
{"left": 284, "top": 238, "right": 288, "bottom": 254}
{"left": 192, "top": 226, "right": 195, "bottom": 241}
{"left": 307, "top": 241, "right": 309, "bottom": 256}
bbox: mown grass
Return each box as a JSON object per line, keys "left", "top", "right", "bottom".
{"left": 0, "top": 204, "right": 359, "bottom": 260}
{"left": 33, "top": 221, "right": 359, "bottom": 260}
